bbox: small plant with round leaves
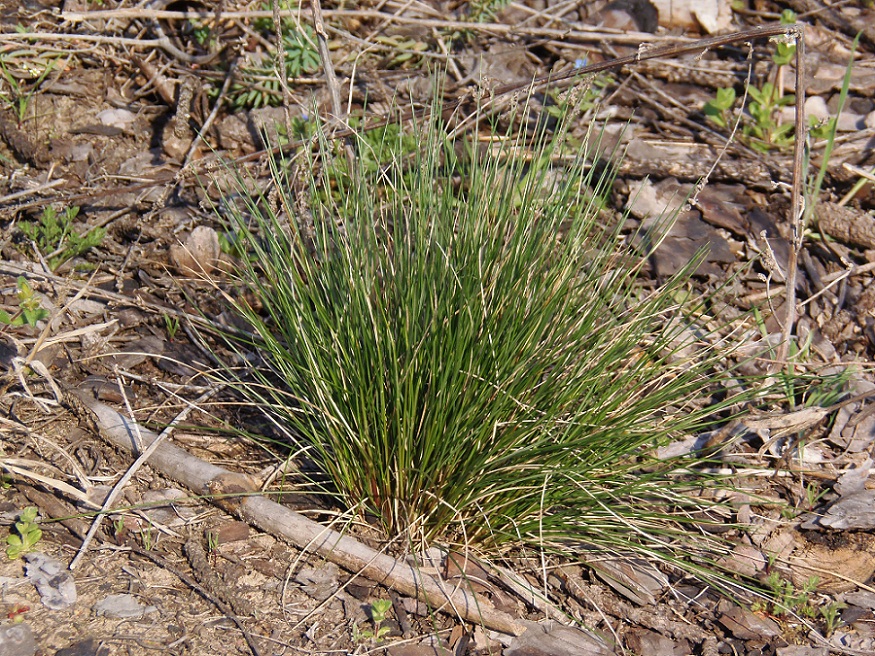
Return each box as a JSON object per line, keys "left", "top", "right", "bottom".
{"left": 5, "top": 507, "right": 42, "bottom": 560}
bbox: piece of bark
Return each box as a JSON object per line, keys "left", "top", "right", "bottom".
{"left": 818, "top": 202, "right": 875, "bottom": 250}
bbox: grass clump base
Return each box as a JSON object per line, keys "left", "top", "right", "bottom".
{"left": 216, "top": 88, "right": 756, "bottom": 580}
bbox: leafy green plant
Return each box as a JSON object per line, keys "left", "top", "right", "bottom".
{"left": 446, "top": 0, "right": 511, "bottom": 41}
{"left": 703, "top": 81, "right": 795, "bottom": 153}
{"left": 703, "top": 20, "right": 799, "bottom": 153}
{"left": 820, "top": 600, "right": 847, "bottom": 637}
{"left": 467, "top": 0, "right": 511, "bottom": 22}
{"left": 0, "top": 276, "right": 49, "bottom": 327}
{"left": 743, "top": 82, "right": 796, "bottom": 153}
{"left": 5, "top": 507, "right": 42, "bottom": 559}
{"left": 227, "top": 9, "right": 320, "bottom": 109}
{"left": 188, "top": 19, "right": 214, "bottom": 48}
{"left": 753, "top": 571, "right": 819, "bottom": 618}
{"left": 18, "top": 205, "right": 105, "bottom": 271}
{"left": 703, "top": 86, "right": 736, "bottom": 128}
{"left": 352, "top": 598, "right": 393, "bottom": 643}
{"left": 374, "top": 35, "right": 430, "bottom": 69}
{"left": 213, "top": 86, "right": 768, "bottom": 584}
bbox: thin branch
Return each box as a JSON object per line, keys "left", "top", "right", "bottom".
{"left": 272, "top": 0, "right": 294, "bottom": 138}
{"left": 59, "top": 8, "right": 685, "bottom": 45}
{"left": 68, "top": 385, "right": 220, "bottom": 569}
{"left": 773, "top": 24, "right": 806, "bottom": 377}
{"left": 65, "top": 388, "right": 530, "bottom": 636}
{"left": 310, "top": 0, "right": 344, "bottom": 126}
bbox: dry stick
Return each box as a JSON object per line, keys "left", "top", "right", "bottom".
{"left": 311, "top": 0, "right": 343, "bottom": 123}
{"left": 59, "top": 8, "right": 678, "bottom": 45}
{"left": 0, "top": 32, "right": 216, "bottom": 60}
{"left": 772, "top": 25, "right": 806, "bottom": 378}
{"left": 68, "top": 385, "right": 220, "bottom": 569}
{"left": 182, "top": 58, "right": 240, "bottom": 170}
{"left": 65, "top": 388, "right": 528, "bottom": 636}
{"left": 0, "top": 179, "right": 66, "bottom": 205}
{"left": 272, "top": 0, "right": 294, "bottom": 138}
{"left": 309, "top": 0, "right": 357, "bottom": 171}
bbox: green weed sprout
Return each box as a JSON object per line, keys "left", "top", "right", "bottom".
{"left": 703, "top": 87, "right": 736, "bottom": 128}
{"left": 216, "top": 88, "right": 765, "bottom": 584}
{"left": 0, "top": 276, "right": 49, "bottom": 327}
{"left": 743, "top": 82, "right": 795, "bottom": 153}
{"left": 0, "top": 52, "right": 58, "bottom": 124}
{"left": 353, "top": 598, "right": 393, "bottom": 643}
{"left": 6, "top": 506, "right": 42, "bottom": 559}
{"left": 18, "top": 205, "right": 105, "bottom": 271}
{"left": 703, "top": 15, "right": 798, "bottom": 153}
{"left": 820, "top": 600, "right": 847, "bottom": 637}
{"left": 226, "top": 5, "right": 320, "bottom": 109}
{"left": 753, "top": 571, "right": 820, "bottom": 618}
{"left": 163, "top": 313, "right": 180, "bottom": 341}
{"left": 703, "top": 81, "right": 797, "bottom": 152}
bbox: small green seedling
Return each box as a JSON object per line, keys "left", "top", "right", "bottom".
{"left": 225, "top": 6, "right": 320, "bottom": 109}
{"left": 0, "top": 53, "right": 58, "bottom": 125}
{"left": 353, "top": 598, "right": 393, "bottom": 643}
{"left": 112, "top": 517, "right": 126, "bottom": 538}
{"left": 0, "top": 276, "right": 49, "bottom": 327}
{"left": 141, "top": 524, "right": 154, "bottom": 551}
{"left": 206, "top": 530, "right": 220, "bottom": 554}
{"left": 188, "top": 19, "right": 213, "bottom": 47}
{"left": 744, "top": 82, "right": 796, "bottom": 153}
{"left": 804, "top": 482, "right": 826, "bottom": 510}
{"left": 820, "top": 600, "right": 847, "bottom": 637}
{"left": 703, "top": 87, "right": 736, "bottom": 128}
{"left": 5, "top": 506, "right": 42, "bottom": 559}
{"left": 163, "top": 313, "right": 180, "bottom": 341}
{"left": 704, "top": 15, "right": 798, "bottom": 152}
{"left": 754, "top": 571, "right": 820, "bottom": 618}
{"left": 18, "top": 205, "right": 105, "bottom": 271}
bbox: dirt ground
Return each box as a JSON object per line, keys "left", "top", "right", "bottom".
{"left": 2, "top": 1, "right": 875, "bottom": 655}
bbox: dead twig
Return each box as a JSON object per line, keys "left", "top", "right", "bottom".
{"left": 182, "top": 57, "right": 240, "bottom": 169}
{"left": 771, "top": 25, "right": 806, "bottom": 380}
{"left": 65, "top": 387, "right": 531, "bottom": 637}
{"left": 271, "top": 0, "right": 295, "bottom": 139}
{"left": 59, "top": 8, "right": 680, "bottom": 46}
{"left": 310, "top": 0, "right": 343, "bottom": 125}
{"left": 68, "top": 384, "right": 220, "bottom": 569}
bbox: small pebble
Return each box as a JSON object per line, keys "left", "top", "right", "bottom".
{"left": 24, "top": 552, "right": 77, "bottom": 610}
{"left": 94, "top": 593, "right": 157, "bottom": 619}
{"left": 0, "top": 623, "right": 37, "bottom": 656}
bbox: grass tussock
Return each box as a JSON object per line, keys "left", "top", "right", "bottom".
{"left": 216, "top": 90, "right": 753, "bottom": 570}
